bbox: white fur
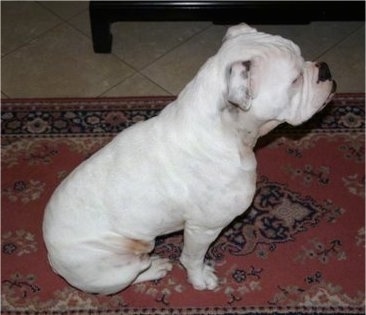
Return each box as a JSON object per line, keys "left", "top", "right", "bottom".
{"left": 43, "top": 24, "right": 335, "bottom": 294}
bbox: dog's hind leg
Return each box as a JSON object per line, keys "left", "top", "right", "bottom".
{"left": 85, "top": 254, "right": 172, "bottom": 294}
{"left": 79, "top": 239, "right": 172, "bottom": 294}
{"left": 71, "top": 253, "right": 152, "bottom": 295}
{"left": 57, "top": 238, "right": 172, "bottom": 294}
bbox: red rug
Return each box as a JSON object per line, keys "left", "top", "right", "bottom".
{"left": 1, "top": 94, "right": 365, "bottom": 315}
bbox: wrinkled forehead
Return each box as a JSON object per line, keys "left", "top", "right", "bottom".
{"left": 256, "top": 38, "right": 305, "bottom": 72}
{"left": 221, "top": 31, "right": 303, "bottom": 64}
{"left": 219, "top": 31, "right": 305, "bottom": 79}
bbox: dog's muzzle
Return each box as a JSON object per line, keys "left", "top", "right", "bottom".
{"left": 316, "top": 62, "right": 337, "bottom": 109}
{"left": 316, "top": 62, "right": 337, "bottom": 93}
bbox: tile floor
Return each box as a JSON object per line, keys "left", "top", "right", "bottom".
{"left": 1, "top": 1, "right": 365, "bottom": 99}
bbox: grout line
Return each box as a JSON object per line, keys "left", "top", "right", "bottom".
{"left": 136, "top": 23, "right": 214, "bottom": 71}
{"left": 97, "top": 71, "right": 173, "bottom": 97}
{"left": 314, "top": 24, "right": 365, "bottom": 61}
{"left": 1, "top": 22, "right": 65, "bottom": 59}
{"left": 37, "top": 1, "right": 88, "bottom": 22}
{"left": 129, "top": 23, "right": 217, "bottom": 95}
{"left": 1, "top": 91, "right": 11, "bottom": 99}
{"left": 98, "top": 46, "right": 177, "bottom": 97}
{"left": 63, "top": 11, "right": 92, "bottom": 39}
{"left": 1, "top": 1, "right": 68, "bottom": 58}
{"left": 96, "top": 72, "right": 136, "bottom": 97}
{"left": 138, "top": 71, "right": 174, "bottom": 95}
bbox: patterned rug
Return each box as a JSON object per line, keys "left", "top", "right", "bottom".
{"left": 1, "top": 94, "right": 365, "bottom": 315}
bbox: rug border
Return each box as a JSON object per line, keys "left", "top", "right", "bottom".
{"left": 1, "top": 309, "right": 365, "bottom": 315}
{"left": 1, "top": 305, "right": 365, "bottom": 315}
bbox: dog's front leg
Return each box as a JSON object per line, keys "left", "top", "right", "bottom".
{"left": 180, "top": 224, "right": 222, "bottom": 290}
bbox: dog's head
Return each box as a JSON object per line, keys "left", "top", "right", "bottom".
{"left": 221, "top": 24, "right": 336, "bottom": 131}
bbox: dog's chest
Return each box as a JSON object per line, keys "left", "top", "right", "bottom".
{"left": 184, "top": 165, "right": 257, "bottom": 227}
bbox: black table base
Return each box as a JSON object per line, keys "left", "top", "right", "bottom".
{"left": 89, "top": 1, "right": 364, "bottom": 53}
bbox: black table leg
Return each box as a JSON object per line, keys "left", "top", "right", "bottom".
{"left": 89, "top": 2, "right": 113, "bottom": 53}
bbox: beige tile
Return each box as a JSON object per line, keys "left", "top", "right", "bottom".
{"left": 38, "top": 1, "right": 88, "bottom": 20}
{"left": 142, "top": 25, "right": 227, "bottom": 95}
{"left": 102, "top": 73, "right": 171, "bottom": 97}
{"left": 111, "top": 22, "right": 211, "bottom": 69}
{"left": 1, "top": 24, "right": 135, "bottom": 98}
{"left": 320, "top": 26, "right": 365, "bottom": 93}
{"left": 254, "top": 22, "right": 364, "bottom": 61}
{"left": 1, "top": 1, "right": 61, "bottom": 55}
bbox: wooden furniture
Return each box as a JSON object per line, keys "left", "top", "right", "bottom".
{"left": 89, "top": 1, "right": 365, "bottom": 53}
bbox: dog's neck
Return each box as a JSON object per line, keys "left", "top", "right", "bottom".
{"left": 221, "top": 105, "right": 282, "bottom": 150}
{"left": 220, "top": 106, "right": 260, "bottom": 148}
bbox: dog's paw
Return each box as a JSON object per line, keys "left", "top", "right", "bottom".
{"left": 149, "top": 256, "right": 173, "bottom": 279}
{"left": 134, "top": 256, "right": 173, "bottom": 284}
{"left": 188, "top": 264, "right": 218, "bottom": 291}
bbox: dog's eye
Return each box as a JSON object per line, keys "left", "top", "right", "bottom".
{"left": 292, "top": 73, "right": 303, "bottom": 85}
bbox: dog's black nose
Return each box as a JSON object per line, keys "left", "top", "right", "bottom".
{"left": 317, "top": 62, "right": 332, "bottom": 82}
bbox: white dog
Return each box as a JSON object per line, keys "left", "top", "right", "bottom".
{"left": 43, "top": 24, "right": 336, "bottom": 295}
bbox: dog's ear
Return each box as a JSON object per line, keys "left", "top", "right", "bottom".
{"left": 227, "top": 60, "right": 253, "bottom": 111}
{"left": 223, "top": 23, "right": 257, "bottom": 42}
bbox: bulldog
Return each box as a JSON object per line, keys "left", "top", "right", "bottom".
{"left": 43, "top": 24, "right": 336, "bottom": 295}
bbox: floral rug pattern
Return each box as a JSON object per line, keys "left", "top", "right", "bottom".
{"left": 1, "top": 95, "right": 365, "bottom": 314}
